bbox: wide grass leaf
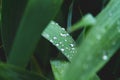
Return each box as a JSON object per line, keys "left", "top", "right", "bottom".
{"left": 2, "top": 0, "right": 28, "bottom": 54}
{"left": 7, "top": 0, "right": 63, "bottom": 68}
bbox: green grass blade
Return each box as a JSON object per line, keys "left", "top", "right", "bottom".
{"left": 8, "top": 0, "right": 63, "bottom": 68}
{"left": 0, "top": 63, "right": 47, "bottom": 80}
{"left": 69, "top": 14, "right": 96, "bottom": 33}
{"left": 42, "top": 21, "right": 77, "bottom": 80}
{"left": 63, "top": 0, "right": 120, "bottom": 80}
{"left": 67, "top": 0, "right": 74, "bottom": 31}
{"left": 42, "top": 21, "right": 77, "bottom": 60}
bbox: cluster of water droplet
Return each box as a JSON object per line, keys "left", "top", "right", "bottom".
{"left": 43, "top": 21, "right": 77, "bottom": 60}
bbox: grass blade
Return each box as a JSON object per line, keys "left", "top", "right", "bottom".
{"left": 42, "top": 21, "right": 76, "bottom": 80}
{"left": 8, "top": 0, "right": 63, "bottom": 68}
{"left": 0, "top": 63, "right": 47, "bottom": 80}
{"left": 42, "top": 21, "right": 76, "bottom": 60}
{"left": 2, "top": 0, "right": 28, "bottom": 54}
{"left": 63, "top": 0, "right": 120, "bottom": 80}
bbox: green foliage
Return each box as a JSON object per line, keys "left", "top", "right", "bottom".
{"left": 0, "top": 0, "right": 120, "bottom": 80}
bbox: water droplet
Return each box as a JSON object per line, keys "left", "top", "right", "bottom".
{"left": 56, "top": 44, "right": 59, "bottom": 46}
{"left": 55, "top": 23, "right": 59, "bottom": 26}
{"left": 71, "top": 48, "right": 75, "bottom": 50}
{"left": 59, "top": 42, "right": 62, "bottom": 44}
{"left": 102, "top": 50, "right": 108, "bottom": 60}
{"left": 61, "top": 28, "right": 65, "bottom": 31}
{"left": 60, "top": 33, "right": 69, "bottom": 37}
{"left": 53, "top": 37, "right": 57, "bottom": 40}
{"left": 66, "top": 47, "right": 69, "bottom": 49}
{"left": 70, "top": 44, "right": 75, "bottom": 47}
{"left": 50, "top": 39, "right": 53, "bottom": 43}
{"left": 65, "top": 39, "right": 67, "bottom": 41}
{"left": 102, "top": 54, "right": 108, "bottom": 60}
{"left": 44, "top": 33, "right": 50, "bottom": 38}
{"left": 61, "top": 48, "right": 64, "bottom": 52}
{"left": 51, "top": 21, "right": 55, "bottom": 25}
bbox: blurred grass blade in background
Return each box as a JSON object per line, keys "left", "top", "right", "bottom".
{"left": 7, "top": 0, "right": 63, "bottom": 68}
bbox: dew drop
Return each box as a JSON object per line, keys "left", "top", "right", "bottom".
{"left": 62, "top": 44, "right": 64, "bottom": 47}
{"left": 66, "top": 47, "right": 69, "bottom": 49}
{"left": 59, "top": 42, "right": 62, "bottom": 44}
{"left": 53, "top": 36, "right": 57, "bottom": 40}
{"left": 102, "top": 54, "right": 108, "bottom": 60}
{"left": 65, "top": 39, "right": 67, "bottom": 41}
{"left": 51, "top": 21, "right": 55, "bottom": 25}
{"left": 55, "top": 23, "right": 59, "bottom": 26}
{"left": 60, "top": 33, "right": 68, "bottom": 37}
{"left": 56, "top": 44, "right": 59, "bottom": 46}
{"left": 61, "top": 48, "right": 65, "bottom": 52}
{"left": 102, "top": 50, "right": 108, "bottom": 60}
{"left": 50, "top": 39, "right": 53, "bottom": 43}
{"left": 71, "top": 48, "right": 75, "bottom": 50}
{"left": 61, "top": 28, "right": 65, "bottom": 31}
{"left": 44, "top": 33, "right": 50, "bottom": 38}
{"left": 70, "top": 44, "right": 75, "bottom": 47}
